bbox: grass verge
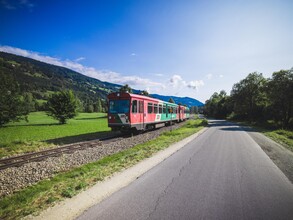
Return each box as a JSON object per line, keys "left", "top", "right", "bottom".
{"left": 236, "top": 121, "right": 293, "bottom": 152}
{"left": 0, "top": 119, "right": 206, "bottom": 220}
{"left": 261, "top": 129, "right": 293, "bottom": 152}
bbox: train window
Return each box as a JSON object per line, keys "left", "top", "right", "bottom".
{"left": 109, "top": 100, "right": 130, "bottom": 114}
{"left": 148, "top": 103, "right": 153, "bottom": 113}
{"left": 139, "top": 101, "right": 143, "bottom": 113}
{"left": 132, "top": 100, "right": 138, "bottom": 113}
{"left": 159, "top": 104, "right": 162, "bottom": 113}
{"left": 154, "top": 104, "right": 158, "bottom": 113}
{"left": 163, "top": 106, "right": 166, "bottom": 114}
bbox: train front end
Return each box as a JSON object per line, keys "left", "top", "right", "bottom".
{"left": 107, "top": 92, "right": 131, "bottom": 131}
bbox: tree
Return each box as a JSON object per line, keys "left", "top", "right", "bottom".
{"left": 94, "top": 98, "right": 102, "bottom": 112}
{"left": 230, "top": 72, "right": 267, "bottom": 121}
{"left": 140, "top": 90, "right": 150, "bottom": 96}
{"left": 266, "top": 69, "right": 293, "bottom": 128}
{"left": 204, "top": 91, "right": 232, "bottom": 119}
{"left": 0, "top": 73, "right": 29, "bottom": 126}
{"left": 190, "top": 106, "right": 198, "bottom": 114}
{"left": 119, "top": 84, "right": 133, "bottom": 93}
{"left": 46, "top": 90, "right": 78, "bottom": 124}
{"left": 23, "top": 92, "right": 35, "bottom": 112}
{"left": 168, "top": 97, "right": 175, "bottom": 103}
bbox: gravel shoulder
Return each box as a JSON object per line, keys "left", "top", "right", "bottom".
{"left": 246, "top": 129, "right": 293, "bottom": 183}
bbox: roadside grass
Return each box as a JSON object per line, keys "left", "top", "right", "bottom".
{"left": 0, "top": 119, "right": 205, "bottom": 220}
{"left": 236, "top": 121, "right": 293, "bottom": 152}
{"left": 0, "top": 112, "right": 110, "bottom": 158}
{"left": 262, "top": 129, "right": 293, "bottom": 152}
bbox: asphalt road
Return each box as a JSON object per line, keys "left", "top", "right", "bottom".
{"left": 76, "top": 120, "right": 293, "bottom": 220}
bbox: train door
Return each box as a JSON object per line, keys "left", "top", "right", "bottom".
{"left": 131, "top": 99, "right": 144, "bottom": 130}
{"left": 138, "top": 100, "right": 144, "bottom": 130}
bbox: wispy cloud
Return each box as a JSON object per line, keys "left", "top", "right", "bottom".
{"left": 75, "top": 57, "right": 85, "bottom": 62}
{"left": 0, "top": 45, "right": 165, "bottom": 92}
{"left": 20, "top": 0, "right": 34, "bottom": 9}
{"left": 1, "top": 0, "right": 16, "bottom": 9}
{"left": 1, "top": 0, "right": 35, "bottom": 11}
{"left": 169, "top": 74, "right": 204, "bottom": 91}
{"left": 130, "top": 53, "right": 136, "bottom": 56}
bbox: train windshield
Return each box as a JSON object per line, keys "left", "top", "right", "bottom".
{"left": 109, "top": 100, "right": 130, "bottom": 114}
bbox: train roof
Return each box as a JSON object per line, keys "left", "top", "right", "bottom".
{"left": 107, "top": 92, "right": 189, "bottom": 108}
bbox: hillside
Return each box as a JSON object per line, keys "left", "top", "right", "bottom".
{"left": 0, "top": 52, "right": 203, "bottom": 109}
{"left": 0, "top": 51, "right": 121, "bottom": 102}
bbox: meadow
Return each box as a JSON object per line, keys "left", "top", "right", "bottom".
{"left": 0, "top": 112, "right": 110, "bottom": 158}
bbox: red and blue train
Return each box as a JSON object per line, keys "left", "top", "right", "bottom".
{"left": 107, "top": 92, "right": 190, "bottom": 132}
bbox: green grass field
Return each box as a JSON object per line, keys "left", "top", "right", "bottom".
{"left": 0, "top": 112, "right": 110, "bottom": 158}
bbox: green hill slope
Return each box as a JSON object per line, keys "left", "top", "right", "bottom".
{"left": 0, "top": 51, "right": 120, "bottom": 108}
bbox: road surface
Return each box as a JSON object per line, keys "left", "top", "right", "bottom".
{"left": 76, "top": 120, "right": 293, "bottom": 220}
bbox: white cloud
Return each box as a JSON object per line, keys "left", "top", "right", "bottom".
{"left": 169, "top": 74, "right": 204, "bottom": 91}
{"left": 0, "top": 45, "right": 165, "bottom": 92}
{"left": 169, "top": 74, "right": 185, "bottom": 88}
{"left": 187, "top": 80, "right": 204, "bottom": 90}
{"left": 130, "top": 53, "right": 136, "bottom": 56}
{"left": 219, "top": 74, "right": 224, "bottom": 78}
{"left": 206, "top": 74, "right": 213, "bottom": 80}
{"left": 154, "top": 73, "right": 164, "bottom": 77}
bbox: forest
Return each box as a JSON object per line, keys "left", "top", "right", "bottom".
{"left": 204, "top": 69, "right": 293, "bottom": 129}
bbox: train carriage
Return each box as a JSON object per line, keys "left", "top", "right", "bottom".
{"left": 107, "top": 92, "right": 189, "bottom": 132}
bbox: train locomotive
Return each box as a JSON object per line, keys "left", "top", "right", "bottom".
{"left": 107, "top": 92, "right": 190, "bottom": 132}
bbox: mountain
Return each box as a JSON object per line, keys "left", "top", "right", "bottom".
{"left": 0, "top": 51, "right": 121, "bottom": 103}
{"left": 0, "top": 51, "right": 203, "bottom": 109}
{"left": 151, "top": 94, "right": 204, "bottom": 107}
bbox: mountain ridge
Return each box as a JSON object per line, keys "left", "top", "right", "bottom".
{"left": 0, "top": 51, "right": 204, "bottom": 108}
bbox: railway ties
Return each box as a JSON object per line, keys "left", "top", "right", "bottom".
{"left": 0, "top": 138, "right": 107, "bottom": 171}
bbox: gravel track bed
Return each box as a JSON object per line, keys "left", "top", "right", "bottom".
{"left": 0, "top": 123, "right": 185, "bottom": 198}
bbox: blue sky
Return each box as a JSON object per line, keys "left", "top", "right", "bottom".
{"left": 1, "top": 0, "right": 293, "bottom": 102}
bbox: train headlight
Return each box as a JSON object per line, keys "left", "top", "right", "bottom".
{"left": 109, "top": 116, "right": 112, "bottom": 119}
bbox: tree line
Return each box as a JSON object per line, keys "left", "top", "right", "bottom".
{"left": 204, "top": 69, "right": 293, "bottom": 129}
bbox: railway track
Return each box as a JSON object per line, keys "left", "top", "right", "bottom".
{"left": 0, "top": 118, "right": 191, "bottom": 171}
{"left": 0, "top": 133, "right": 126, "bottom": 170}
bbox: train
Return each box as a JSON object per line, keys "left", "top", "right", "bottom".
{"left": 107, "top": 92, "right": 190, "bottom": 132}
